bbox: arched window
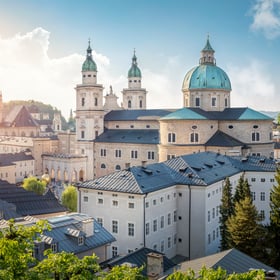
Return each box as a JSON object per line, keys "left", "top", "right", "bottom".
{"left": 128, "top": 100, "right": 132, "bottom": 108}
{"left": 81, "top": 97, "right": 85, "bottom": 106}
{"left": 139, "top": 100, "right": 143, "bottom": 108}
{"left": 225, "top": 98, "right": 228, "bottom": 107}
{"left": 190, "top": 132, "right": 199, "bottom": 143}
{"left": 101, "top": 163, "right": 106, "bottom": 169}
{"left": 115, "top": 165, "right": 121, "bottom": 171}
{"left": 94, "top": 97, "right": 98, "bottom": 106}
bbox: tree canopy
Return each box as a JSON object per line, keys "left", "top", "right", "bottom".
{"left": 61, "top": 185, "right": 77, "bottom": 212}
{"left": 23, "top": 176, "right": 47, "bottom": 195}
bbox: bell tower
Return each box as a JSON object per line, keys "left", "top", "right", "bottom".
{"left": 122, "top": 50, "right": 147, "bottom": 110}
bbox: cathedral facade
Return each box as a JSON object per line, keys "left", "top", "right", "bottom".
{"left": 43, "top": 38, "right": 274, "bottom": 182}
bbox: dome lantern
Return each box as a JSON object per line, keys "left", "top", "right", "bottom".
{"left": 82, "top": 39, "right": 97, "bottom": 72}
{"left": 128, "top": 49, "right": 142, "bottom": 78}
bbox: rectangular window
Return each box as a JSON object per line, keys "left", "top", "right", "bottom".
{"left": 112, "top": 220, "right": 118, "bottom": 234}
{"left": 212, "top": 208, "right": 215, "bottom": 219}
{"left": 174, "top": 234, "right": 177, "bottom": 245}
{"left": 251, "top": 178, "right": 256, "bottom": 182}
{"left": 195, "top": 97, "right": 200, "bottom": 107}
{"left": 167, "top": 154, "right": 176, "bottom": 160}
{"left": 153, "top": 219, "right": 157, "bottom": 232}
{"left": 260, "top": 192, "right": 265, "bottom": 201}
{"left": 261, "top": 178, "right": 265, "bottom": 182}
{"left": 112, "top": 200, "right": 118, "bottom": 207}
{"left": 112, "top": 246, "right": 118, "bottom": 257}
{"left": 153, "top": 199, "right": 157, "bottom": 206}
{"left": 131, "top": 150, "right": 138, "bottom": 159}
{"left": 167, "top": 213, "right": 171, "bottom": 225}
{"left": 252, "top": 132, "right": 260, "bottom": 142}
{"left": 145, "top": 222, "right": 150, "bottom": 235}
{"left": 208, "top": 234, "right": 211, "bottom": 244}
{"left": 78, "top": 236, "right": 84, "bottom": 246}
{"left": 128, "top": 202, "right": 135, "bottom": 209}
{"left": 216, "top": 206, "right": 219, "bottom": 217}
{"left": 211, "top": 97, "right": 217, "bottom": 107}
{"left": 101, "top": 149, "right": 106, "bottom": 157}
{"left": 160, "top": 240, "right": 164, "bottom": 253}
{"left": 115, "top": 149, "right": 121, "bottom": 158}
{"left": 270, "top": 178, "right": 275, "bottom": 182}
{"left": 97, "top": 218, "right": 103, "bottom": 226}
{"left": 145, "top": 201, "right": 149, "bottom": 208}
{"left": 160, "top": 216, "right": 164, "bottom": 229}
{"left": 168, "top": 133, "right": 176, "bottom": 143}
{"left": 252, "top": 191, "right": 256, "bottom": 201}
{"left": 148, "top": 151, "right": 155, "bottom": 160}
{"left": 128, "top": 223, "right": 135, "bottom": 236}
{"left": 83, "top": 196, "right": 88, "bottom": 202}
{"left": 213, "top": 230, "right": 215, "bottom": 241}
{"left": 98, "top": 198, "right": 103, "bottom": 204}
{"left": 51, "top": 243, "right": 57, "bottom": 253}
{"left": 167, "top": 237, "right": 171, "bottom": 248}
{"left": 173, "top": 210, "right": 177, "bottom": 222}
{"left": 208, "top": 210, "right": 210, "bottom": 222}
{"left": 81, "top": 131, "right": 85, "bottom": 139}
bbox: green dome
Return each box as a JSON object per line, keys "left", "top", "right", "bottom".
{"left": 182, "top": 37, "right": 231, "bottom": 91}
{"left": 182, "top": 64, "right": 231, "bottom": 91}
{"left": 82, "top": 41, "right": 97, "bottom": 72}
{"left": 128, "top": 52, "right": 141, "bottom": 78}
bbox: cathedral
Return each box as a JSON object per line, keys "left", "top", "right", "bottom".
{"left": 41, "top": 37, "right": 274, "bottom": 183}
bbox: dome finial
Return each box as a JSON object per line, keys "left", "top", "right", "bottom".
{"left": 82, "top": 39, "right": 97, "bottom": 72}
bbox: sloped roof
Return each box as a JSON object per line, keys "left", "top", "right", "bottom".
{"left": 161, "top": 107, "right": 273, "bottom": 121}
{"left": 102, "top": 247, "right": 175, "bottom": 276}
{"left": 3, "top": 105, "right": 38, "bottom": 127}
{"left": 76, "top": 152, "right": 276, "bottom": 194}
{"left": 205, "top": 130, "right": 244, "bottom": 147}
{"left": 95, "top": 129, "right": 159, "bottom": 144}
{"left": 105, "top": 109, "right": 174, "bottom": 121}
{"left": 0, "top": 151, "right": 34, "bottom": 167}
{"left": 44, "top": 213, "right": 115, "bottom": 253}
{"left": 0, "top": 180, "right": 67, "bottom": 216}
{"left": 176, "top": 249, "right": 279, "bottom": 278}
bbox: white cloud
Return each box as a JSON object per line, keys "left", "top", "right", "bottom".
{"left": 227, "top": 59, "right": 277, "bottom": 111}
{"left": 0, "top": 27, "right": 182, "bottom": 118}
{"left": 250, "top": 0, "right": 280, "bottom": 39}
{"left": 0, "top": 27, "right": 112, "bottom": 118}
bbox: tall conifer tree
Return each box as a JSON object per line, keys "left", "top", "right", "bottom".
{"left": 219, "top": 177, "right": 234, "bottom": 250}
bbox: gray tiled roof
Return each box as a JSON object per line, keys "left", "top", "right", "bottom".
{"left": 102, "top": 247, "right": 175, "bottom": 276}
{"left": 44, "top": 213, "right": 116, "bottom": 254}
{"left": 76, "top": 152, "right": 276, "bottom": 194}
{"left": 0, "top": 180, "right": 67, "bottom": 216}
{"left": 104, "top": 109, "right": 174, "bottom": 121}
{"left": 176, "top": 249, "right": 279, "bottom": 278}
{"left": 205, "top": 130, "right": 244, "bottom": 147}
{"left": 95, "top": 129, "right": 159, "bottom": 144}
{"left": 0, "top": 151, "right": 34, "bottom": 166}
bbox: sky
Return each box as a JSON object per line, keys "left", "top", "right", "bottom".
{"left": 0, "top": 0, "right": 280, "bottom": 118}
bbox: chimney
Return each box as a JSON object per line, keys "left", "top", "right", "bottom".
{"left": 82, "top": 218, "right": 94, "bottom": 237}
{"left": 147, "top": 252, "right": 164, "bottom": 280}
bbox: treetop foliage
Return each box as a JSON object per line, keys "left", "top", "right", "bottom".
{"left": 23, "top": 176, "right": 47, "bottom": 195}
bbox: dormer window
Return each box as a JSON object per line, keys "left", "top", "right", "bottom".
{"left": 78, "top": 236, "right": 84, "bottom": 246}
{"left": 51, "top": 243, "right": 58, "bottom": 253}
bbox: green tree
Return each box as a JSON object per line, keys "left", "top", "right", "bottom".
{"left": 233, "top": 174, "right": 251, "bottom": 204}
{"left": 0, "top": 220, "right": 49, "bottom": 279}
{"left": 220, "top": 177, "right": 234, "bottom": 250}
{"left": 227, "top": 197, "right": 262, "bottom": 257}
{"left": 23, "top": 176, "right": 47, "bottom": 195}
{"left": 269, "top": 166, "right": 280, "bottom": 268}
{"left": 61, "top": 185, "right": 77, "bottom": 212}
{"left": 167, "top": 267, "right": 265, "bottom": 280}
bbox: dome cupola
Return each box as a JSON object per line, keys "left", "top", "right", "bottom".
{"left": 182, "top": 37, "right": 231, "bottom": 91}
{"left": 128, "top": 50, "right": 141, "bottom": 78}
{"left": 82, "top": 40, "right": 97, "bottom": 72}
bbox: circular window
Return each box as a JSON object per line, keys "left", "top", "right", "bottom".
{"left": 228, "top": 125, "right": 233, "bottom": 129}
{"left": 192, "top": 125, "right": 197, "bottom": 130}
{"left": 253, "top": 125, "right": 258, "bottom": 129}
